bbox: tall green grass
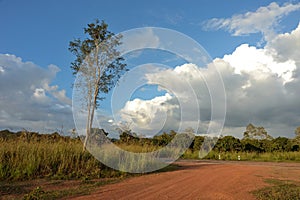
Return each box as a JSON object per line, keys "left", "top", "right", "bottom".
{"left": 183, "top": 150, "right": 300, "bottom": 162}
{"left": 90, "top": 143, "right": 185, "bottom": 173}
{"left": 2, "top": 134, "right": 300, "bottom": 181}
{"left": 0, "top": 138, "right": 180, "bottom": 180}
{"left": 0, "top": 139, "right": 122, "bottom": 181}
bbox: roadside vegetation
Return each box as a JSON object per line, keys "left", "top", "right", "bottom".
{"left": 1, "top": 123, "right": 300, "bottom": 181}
{"left": 253, "top": 179, "right": 300, "bottom": 200}
{"left": 0, "top": 130, "right": 126, "bottom": 181}
{"left": 1, "top": 124, "right": 300, "bottom": 199}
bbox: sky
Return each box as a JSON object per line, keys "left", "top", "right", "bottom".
{"left": 0, "top": 0, "right": 300, "bottom": 138}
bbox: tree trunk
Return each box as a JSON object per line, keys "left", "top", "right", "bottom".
{"left": 83, "top": 44, "right": 100, "bottom": 152}
{"left": 83, "top": 102, "right": 91, "bottom": 151}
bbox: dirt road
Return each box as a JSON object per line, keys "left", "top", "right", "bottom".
{"left": 71, "top": 160, "right": 300, "bottom": 200}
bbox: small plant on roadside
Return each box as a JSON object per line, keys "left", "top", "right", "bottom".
{"left": 23, "top": 186, "right": 45, "bottom": 200}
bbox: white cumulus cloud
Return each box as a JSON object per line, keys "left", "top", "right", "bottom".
{"left": 223, "top": 43, "right": 296, "bottom": 83}
{"left": 0, "top": 54, "right": 74, "bottom": 133}
{"left": 267, "top": 22, "right": 300, "bottom": 63}
{"left": 203, "top": 2, "right": 300, "bottom": 40}
{"left": 117, "top": 23, "right": 300, "bottom": 138}
{"left": 119, "top": 93, "right": 179, "bottom": 136}
{"left": 118, "top": 63, "right": 223, "bottom": 137}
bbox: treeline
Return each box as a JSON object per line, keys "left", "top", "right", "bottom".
{"left": 1, "top": 124, "right": 300, "bottom": 181}
{"left": 0, "top": 129, "right": 77, "bottom": 142}
{"left": 113, "top": 123, "right": 300, "bottom": 154}
{"left": 2, "top": 123, "right": 300, "bottom": 154}
{"left": 211, "top": 135, "right": 299, "bottom": 153}
{"left": 211, "top": 123, "right": 300, "bottom": 153}
{"left": 116, "top": 131, "right": 300, "bottom": 154}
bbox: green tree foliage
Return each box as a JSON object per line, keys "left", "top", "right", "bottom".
{"left": 190, "top": 136, "right": 204, "bottom": 152}
{"left": 153, "top": 132, "right": 175, "bottom": 146}
{"left": 241, "top": 138, "right": 264, "bottom": 152}
{"left": 259, "top": 139, "right": 273, "bottom": 152}
{"left": 243, "top": 123, "right": 273, "bottom": 140}
{"left": 271, "top": 137, "right": 292, "bottom": 152}
{"left": 119, "top": 131, "right": 139, "bottom": 144}
{"left": 290, "top": 126, "right": 300, "bottom": 151}
{"left": 214, "top": 136, "right": 242, "bottom": 152}
{"left": 295, "top": 127, "right": 300, "bottom": 137}
{"left": 69, "top": 19, "right": 126, "bottom": 150}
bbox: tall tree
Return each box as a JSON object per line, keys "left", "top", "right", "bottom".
{"left": 294, "top": 126, "right": 300, "bottom": 143}
{"left": 69, "top": 19, "right": 126, "bottom": 150}
{"left": 243, "top": 123, "right": 273, "bottom": 140}
{"left": 295, "top": 127, "right": 300, "bottom": 137}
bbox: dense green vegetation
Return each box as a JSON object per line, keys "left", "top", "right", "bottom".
{"left": 253, "top": 179, "right": 300, "bottom": 200}
{"left": 1, "top": 123, "right": 300, "bottom": 181}
{"left": 116, "top": 124, "right": 300, "bottom": 162}
{"left": 0, "top": 130, "right": 125, "bottom": 181}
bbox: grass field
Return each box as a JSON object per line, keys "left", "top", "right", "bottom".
{"left": 253, "top": 179, "right": 300, "bottom": 200}
{"left": 2, "top": 137, "right": 300, "bottom": 181}
{"left": 188, "top": 150, "right": 300, "bottom": 162}
{"left": 1, "top": 131, "right": 300, "bottom": 199}
{"left": 0, "top": 138, "right": 126, "bottom": 181}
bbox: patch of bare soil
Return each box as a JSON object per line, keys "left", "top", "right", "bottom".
{"left": 70, "top": 161, "right": 300, "bottom": 200}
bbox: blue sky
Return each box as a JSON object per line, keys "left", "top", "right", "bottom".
{"left": 1, "top": 0, "right": 300, "bottom": 138}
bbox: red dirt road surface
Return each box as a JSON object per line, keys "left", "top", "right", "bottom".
{"left": 70, "top": 160, "right": 300, "bottom": 200}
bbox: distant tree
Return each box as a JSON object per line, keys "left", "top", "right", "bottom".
{"left": 291, "top": 126, "right": 300, "bottom": 151}
{"left": 69, "top": 19, "right": 126, "bottom": 150}
{"left": 291, "top": 144, "right": 300, "bottom": 151}
{"left": 119, "top": 130, "right": 138, "bottom": 144}
{"left": 259, "top": 139, "right": 273, "bottom": 152}
{"left": 190, "top": 136, "right": 204, "bottom": 152}
{"left": 200, "top": 136, "right": 218, "bottom": 153}
{"left": 243, "top": 123, "right": 273, "bottom": 140}
{"left": 153, "top": 131, "right": 175, "bottom": 146}
{"left": 295, "top": 126, "right": 300, "bottom": 141}
{"left": 214, "top": 136, "right": 242, "bottom": 152}
{"left": 271, "top": 137, "right": 292, "bottom": 152}
{"left": 241, "top": 138, "right": 263, "bottom": 152}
